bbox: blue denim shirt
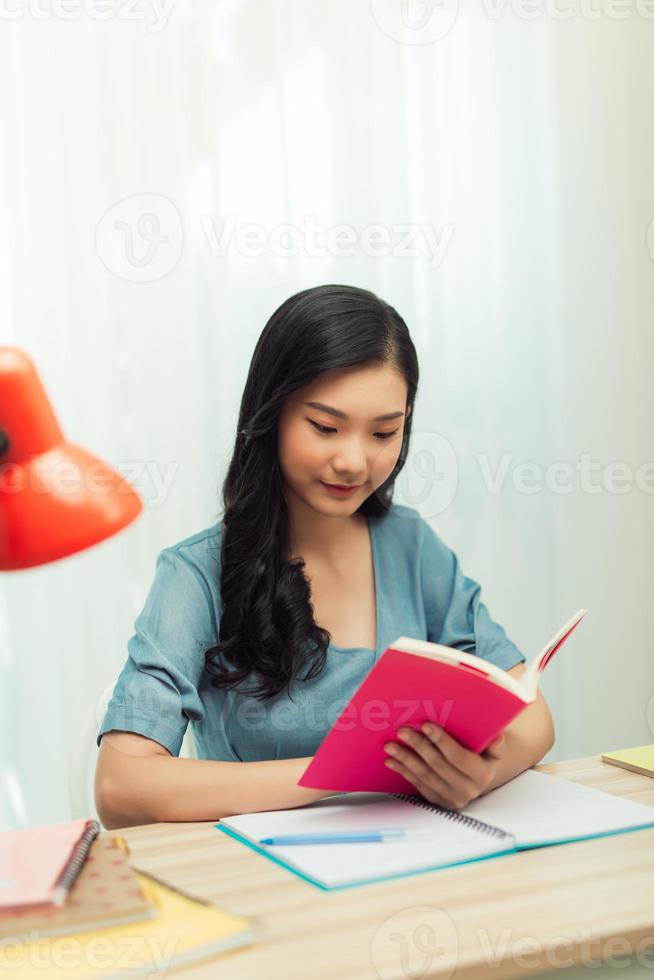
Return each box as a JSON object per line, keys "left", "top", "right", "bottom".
{"left": 97, "top": 504, "right": 525, "bottom": 761}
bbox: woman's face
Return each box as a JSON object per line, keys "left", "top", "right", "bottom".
{"left": 277, "top": 362, "right": 411, "bottom": 514}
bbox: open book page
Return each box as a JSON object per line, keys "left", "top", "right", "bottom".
{"left": 518, "top": 608, "right": 588, "bottom": 697}
{"left": 262, "top": 828, "right": 512, "bottom": 889}
{"left": 394, "top": 608, "right": 588, "bottom": 704}
{"left": 460, "top": 768, "right": 654, "bottom": 848}
{"left": 393, "top": 637, "right": 530, "bottom": 701}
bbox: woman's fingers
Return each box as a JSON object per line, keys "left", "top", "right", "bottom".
{"left": 417, "top": 723, "right": 475, "bottom": 773}
{"left": 385, "top": 728, "right": 480, "bottom": 804}
{"left": 419, "top": 723, "right": 494, "bottom": 783}
{"left": 384, "top": 756, "right": 457, "bottom": 808}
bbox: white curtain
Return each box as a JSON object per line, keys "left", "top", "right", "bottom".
{"left": 1, "top": 0, "right": 652, "bottom": 828}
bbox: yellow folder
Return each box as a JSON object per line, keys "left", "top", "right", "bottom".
{"left": 1, "top": 870, "right": 257, "bottom": 979}
{"left": 601, "top": 744, "right": 654, "bottom": 778}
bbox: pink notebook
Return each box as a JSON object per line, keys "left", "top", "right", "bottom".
{"left": 0, "top": 818, "right": 100, "bottom": 909}
{"left": 298, "top": 609, "right": 588, "bottom": 794}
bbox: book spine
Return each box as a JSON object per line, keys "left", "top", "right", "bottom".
{"left": 390, "top": 794, "right": 513, "bottom": 841}
{"left": 51, "top": 820, "right": 101, "bottom": 906}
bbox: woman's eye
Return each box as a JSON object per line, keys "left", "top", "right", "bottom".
{"left": 306, "top": 419, "right": 399, "bottom": 440}
{"left": 308, "top": 419, "right": 337, "bottom": 435}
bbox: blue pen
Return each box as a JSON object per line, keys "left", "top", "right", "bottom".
{"left": 258, "top": 829, "right": 431, "bottom": 845}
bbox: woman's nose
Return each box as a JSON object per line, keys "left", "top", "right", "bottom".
{"left": 330, "top": 436, "right": 370, "bottom": 474}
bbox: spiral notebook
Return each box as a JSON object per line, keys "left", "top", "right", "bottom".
{"left": 0, "top": 818, "right": 100, "bottom": 910}
{"left": 216, "top": 769, "right": 654, "bottom": 891}
{"left": 0, "top": 834, "right": 153, "bottom": 940}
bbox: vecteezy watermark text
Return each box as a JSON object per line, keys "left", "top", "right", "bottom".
{"left": 0, "top": 458, "right": 179, "bottom": 509}
{"left": 94, "top": 194, "right": 455, "bottom": 282}
{"left": 200, "top": 214, "right": 454, "bottom": 271}
{"left": 477, "top": 452, "right": 654, "bottom": 496}
{"left": 369, "top": 909, "right": 654, "bottom": 979}
{"left": 0, "top": 932, "right": 179, "bottom": 979}
{"left": 371, "top": 0, "right": 654, "bottom": 48}
{"left": 0, "top": 0, "right": 175, "bottom": 31}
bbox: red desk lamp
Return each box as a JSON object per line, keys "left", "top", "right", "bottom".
{"left": 0, "top": 347, "right": 142, "bottom": 570}
{"left": 0, "top": 346, "right": 143, "bottom": 828}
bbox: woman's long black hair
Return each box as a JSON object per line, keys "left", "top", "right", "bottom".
{"left": 203, "top": 284, "right": 419, "bottom": 702}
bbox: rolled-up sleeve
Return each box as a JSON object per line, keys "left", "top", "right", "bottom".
{"left": 420, "top": 521, "right": 525, "bottom": 671}
{"left": 97, "top": 546, "right": 217, "bottom": 756}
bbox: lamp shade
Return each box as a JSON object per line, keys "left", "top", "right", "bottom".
{"left": 0, "top": 347, "right": 143, "bottom": 570}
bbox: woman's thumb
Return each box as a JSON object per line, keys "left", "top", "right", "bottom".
{"left": 486, "top": 733, "right": 506, "bottom": 759}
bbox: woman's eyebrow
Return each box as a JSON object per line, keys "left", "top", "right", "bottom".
{"left": 305, "top": 401, "right": 405, "bottom": 421}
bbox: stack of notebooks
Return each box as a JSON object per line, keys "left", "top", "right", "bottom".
{"left": 217, "top": 768, "right": 654, "bottom": 891}
{"left": 0, "top": 817, "right": 255, "bottom": 978}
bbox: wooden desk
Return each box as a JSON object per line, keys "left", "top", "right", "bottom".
{"left": 116, "top": 755, "right": 654, "bottom": 979}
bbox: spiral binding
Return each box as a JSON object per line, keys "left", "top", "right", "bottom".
{"left": 51, "top": 819, "right": 101, "bottom": 906}
{"left": 390, "top": 794, "right": 513, "bottom": 841}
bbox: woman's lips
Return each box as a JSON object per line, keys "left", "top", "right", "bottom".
{"left": 320, "top": 481, "right": 362, "bottom": 496}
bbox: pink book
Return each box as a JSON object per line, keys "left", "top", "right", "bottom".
{"left": 298, "top": 609, "right": 588, "bottom": 794}
{"left": 0, "top": 818, "right": 100, "bottom": 909}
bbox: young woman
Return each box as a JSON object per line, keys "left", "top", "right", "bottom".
{"left": 95, "top": 284, "right": 554, "bottom": 829}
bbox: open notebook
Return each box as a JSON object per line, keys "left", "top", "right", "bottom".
{"left": 217, "top": 769, "right": 654, "bottom": 891}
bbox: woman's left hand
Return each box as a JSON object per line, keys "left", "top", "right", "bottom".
{"left": 383, "top": 723, "right": 506, "bottom": 809}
